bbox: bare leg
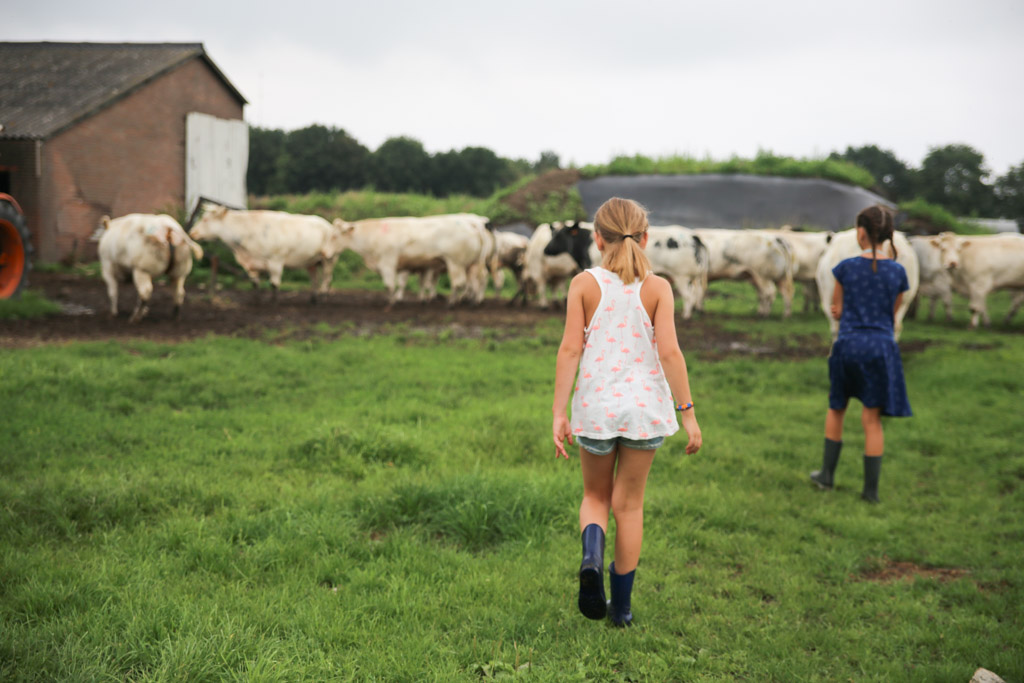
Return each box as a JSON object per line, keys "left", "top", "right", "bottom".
{"left": 610, "top": 445, "right": 657, "bottom": 574}
{"left": 579, "top": 446, "right": 616, "bottom": 533}
{"left": 862, "top": 407, "right": 884, "bottom": 457}
{"left": 825, "top": 407, "right": 846, "bottom": 442}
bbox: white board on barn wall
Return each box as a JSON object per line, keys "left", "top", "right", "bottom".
{"left": 185, "top": 112, "right": 248, "bottom": 213}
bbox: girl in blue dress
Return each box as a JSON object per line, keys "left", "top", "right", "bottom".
{"left": 811, "top": 205, "right": 912, "bottom": 503}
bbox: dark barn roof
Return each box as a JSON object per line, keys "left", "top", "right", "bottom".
{"left": 0, "top": 42, "right": 247, "bottom": 140}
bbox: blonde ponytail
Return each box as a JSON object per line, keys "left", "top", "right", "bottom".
{"left": 593, "top": 197, "right": 652, "bottom": 285}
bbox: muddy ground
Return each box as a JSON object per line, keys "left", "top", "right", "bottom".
{"left": 1, "top": 271, "right": 838, "bottom": 359}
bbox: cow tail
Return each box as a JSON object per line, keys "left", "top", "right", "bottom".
{"left": 164, "top": 227, "right": 177, "bottom": 276}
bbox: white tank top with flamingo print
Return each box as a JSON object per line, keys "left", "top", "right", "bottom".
{"left": 570, "top": 267, "right": 679, "bottom": 440}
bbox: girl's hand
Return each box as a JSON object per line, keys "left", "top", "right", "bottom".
{"left": 681, "top": 414, "right": 702, "bottom": 454}
{"left": 552, "top": 416, "right": 573, "bottom": 459}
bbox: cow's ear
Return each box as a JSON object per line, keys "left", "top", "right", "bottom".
{"left": 929, "top": 237, "right": 939, "bottom": 247}
{"left": 213, "top": 205, "right": 228, "bottom": 218}
{"left": 961, "top": 240, "right": 971, "bottom": 248}
{"left": 570, "top": 228, "right": 578, "bottom": 236}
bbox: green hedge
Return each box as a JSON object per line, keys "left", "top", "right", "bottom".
{"left": 580, "top": 151, "right": 876, "bottom": 189}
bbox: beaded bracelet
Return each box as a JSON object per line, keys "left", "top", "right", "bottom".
{"left": 676, "top": 402, "right": 694, "bottom": 412}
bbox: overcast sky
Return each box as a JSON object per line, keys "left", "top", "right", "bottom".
{"left": 8, "top": 0, "right": 1024, "bottom": 175}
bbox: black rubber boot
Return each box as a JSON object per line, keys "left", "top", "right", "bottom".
{"left": 608, "top": 562, "right": 635, "bottom": 627}
{"left": 578, "top": 524, "right": 607, "bottom": 620}
{"left": 861, "top": 455, "right": 882, "bottom": 503}
{"left": 810, "top": 438, "right": 842, "bottom": 489}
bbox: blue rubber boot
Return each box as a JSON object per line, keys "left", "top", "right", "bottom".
{"left": 810, "top": 438, "right": 842, "bottom": 490}
{"left": 578, "top": 524, "right": 607, "bottom": 620}
{"left": 861, "top": 454, "right": 882, "bottom": 503}
{"left": 608, "top": 562, "right": 635, "bottom": 627}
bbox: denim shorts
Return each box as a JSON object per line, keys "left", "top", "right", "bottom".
{"left": 577, "top": 435, "right": 665, "bottom": 456}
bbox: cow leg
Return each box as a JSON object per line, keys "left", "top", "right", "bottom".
{"left": 778, "top": 277, "right": 795, "bottom": 319}
{"left": 394, "top": 271, "right": 411, "bottom": 303}
{"left": 319, "top": 256, "right": 339, "bottom": 294}
{"left": 130, "top": 269, "right": 154, "bottom": 323}
{"left": 421, "top": 270, "right": 441, "bottom": 301}
{"left": 102, "top": 263, "right": 120, "bottom": 316}
{"left": 749, "top": 274, "right": 776, "bottom": 317}
{"left": 803, "top": 280, "right": 820, "bottom": 313}
{"left": 378, "top": 263, "right": 400, "bottom": 308}
{"left": 446, "top": 264, "right": 469, "bottom": 306}
{"left": 171, "top": 275, "right": 186, "bottom": 319}
{"left": 1004, "top": 291, "right": 1024, "bottom": 326}
{"left": 265, "top": 263, "right": 284, "bottom": 305}
{"left": 942, "top": 290, "right": 954, "bottom": 322}
{"left": 306, "top": 263, "right": 321, "bottom": 304}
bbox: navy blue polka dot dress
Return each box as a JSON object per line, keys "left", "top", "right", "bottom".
{"left": 829, "top": 256, "right": 912, "bottom": 417}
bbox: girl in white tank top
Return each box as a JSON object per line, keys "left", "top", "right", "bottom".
{"left": 551, "top": 198, "right": 702, "bottom": 628}
{"left": 570, "top": 267, "right": 678, "bottom": 439}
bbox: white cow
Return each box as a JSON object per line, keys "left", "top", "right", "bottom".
{"left": 492, "top": 230, "right": 530, "bottom": 293}
{"left": 514, "top": 222, "right": 580, "bottom": 308}
{"left": 391, "top": 214, "right": 495, "bottom": 304}
{"left": 331, "top": 213, "right": 492, "bottom": 306}
{"left": 815, "top": 228, "right": 920, "bottom": 340}
{"left": 930, "top": 232, "right": 1024, "bottom": 328}
{"left": 763, "top": 228, "right": 833, "bottom": 312}
{"left": 644, "top": 225, "right": 709, "bottom": 319}
{"left": 908, "top": 235, "right": 955, "bottom": 322}
{"left": 693, "top": 228, "right": 796, "bottom": 317}
{"left": 98, "top": 213, "right": 203, "bottom": 322}
{"left": 537, "top": 222, "right": 709, "bottom": 319}
{"left": 188, "top": 205, "right": 343, "bottom": 302}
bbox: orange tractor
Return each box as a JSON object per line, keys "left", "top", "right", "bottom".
{"left": 0, "top": 193, "right": 32, "bottom": 299}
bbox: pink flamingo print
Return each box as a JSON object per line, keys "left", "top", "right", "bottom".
{"left": 612, "top": 391, "right": 624, "bottom": 401}
{"left": 623, "top": 287, "right": 634, "bottom": 295}
{"left": 611, "top": 363, "right": 622, "bottom": 372}
{"left": 635, "top": 396, "right": 647, "bottom": 408}
{"left": 642, "top": 380, "right": 652, "bottom": 392}
{"left": 651, "top": 419, "right": 662, "bottom": 426}
{"left": 581, "top": 401, "right": 589, "bottom": 407}
{"left": 583, "top": 371, "right": 592, "bottom": 379}
{"left": 624, "top": 375, "right": 635, "bottom": 384}
{"left": 605, "top": 407, "right": 617, "bottom": 419}
{"left": 606, "top": 334, "right": 617, "bottom": 344}
{"left": 639, "top": 430, "right": 649, "bottom": 438}
{"left": 604, "top": 299, "right": 615, "bottom": 313}
{"left": 632, "top": 326, "right": 642, "bottom": 339}
{"left": 590, "top": 420, "right": 603, "bottom": 433}
{"left": 634, "top": 350, "right": 645, "bottom": 364}
{"left": 574, "top": 427, "right": 584, "bottom": 434}
{"left": 649, "top": 368, "right": 660, "bottom": 375}
{"left": 618, "top": 425, "right": 630, "bottom": 433}
{"left": 620, "top": 345, "right": 631, "bottom": 354}
{"left": 595, "top": 352, "right": 605, "bottom": 362}
{"left": 617, "top": 317, "right": 628, "bottom": 330}
{"left": 602, "top": 276, "right": 612, "bottom": 284}
{"left": 595, "top": 384, "right": 604, "bottom": 392}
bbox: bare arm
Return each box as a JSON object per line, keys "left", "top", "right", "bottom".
{"left": 551, "top": 274, "right": 588, "bottom": 458}
{"left": 830, "top": 280, "right": 843, "bottom": 320}
{"left": 650, "top": 276, "right": 702, "bottom": 454}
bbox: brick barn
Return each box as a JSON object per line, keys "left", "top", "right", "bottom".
{"left": 0, "top": 42, "right": 248, "bottom": 262}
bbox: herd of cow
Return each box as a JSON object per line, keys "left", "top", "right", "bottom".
{"left": 93, "top": 205, "right": 1024, "bottom": 333}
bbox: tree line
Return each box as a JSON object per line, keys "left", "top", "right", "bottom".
{"left": 247, "top": 125, "right": 559, "bottom": 199}
{"left": 829, "top": 144, "right": 1023, "bottom": 222}
{"left": 247, "top": 125, "right": 1024, "bottom": 223}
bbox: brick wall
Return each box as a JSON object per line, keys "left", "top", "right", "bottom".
{"left": 41, "top": 57, "right": 244, "bottom": 262}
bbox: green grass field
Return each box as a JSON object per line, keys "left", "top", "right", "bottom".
{"left": 2, "top": 282, "right": 1023, "bottom": 681}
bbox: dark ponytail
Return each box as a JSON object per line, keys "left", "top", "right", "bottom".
{"left": 856, "top": 205, "right": 896, "bottom": 272}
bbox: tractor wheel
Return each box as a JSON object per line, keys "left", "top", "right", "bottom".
{"left": 0, "top": 195, "right": 33, "bottom": 299}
